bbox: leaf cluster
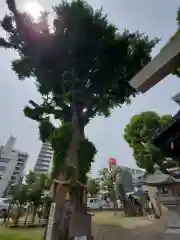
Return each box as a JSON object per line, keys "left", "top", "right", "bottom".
{"left": 87, "top": 178, "right": 100, "bottom": 197}
{"left": 12, "top": 171, "right": 51, "bottom": 207}
{"left": 124, "top": 111, "right": 172, "bottom": 172}
{"left": 0, "top": 0, "right": 158, "bottom": 125}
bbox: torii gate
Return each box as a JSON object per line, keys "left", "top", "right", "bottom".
{"left": 129, "top": 34, "right": 180, "bottom": 93}
{"left": 129, "top": 33, "right": 180, "bottom": 240}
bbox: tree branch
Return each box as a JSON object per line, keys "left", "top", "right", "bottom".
{"left": 0, "top": 38, "right": 12, "bottom": 48}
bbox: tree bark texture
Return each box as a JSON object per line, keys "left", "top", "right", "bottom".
{"left": 31, "top": 205, "right": 38, "bottom": 223}
{"left": 45, "top": 107, "right": 89, "bottom": 240}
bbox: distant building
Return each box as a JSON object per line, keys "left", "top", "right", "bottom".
{"left": 131, "top": 168, "right": 145, "bottom": 191}
{"left": 115, "top": 166, "right": 132, "bottom": 193}
{"left": 0, "top": 136, "right": 28, "bottom": 197}
{"left": 34, "top": 142, "right": 53, "bottom": 176}
{"left": 116, "top": 166, "right": 145, "bottom": 193}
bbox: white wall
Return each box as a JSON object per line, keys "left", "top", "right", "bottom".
{"left": 0, "top": 136, "right": 18, "bottom": 196}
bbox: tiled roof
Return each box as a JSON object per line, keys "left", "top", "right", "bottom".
{"left": 144, "top": 170, "right": 180, "bottom": 186}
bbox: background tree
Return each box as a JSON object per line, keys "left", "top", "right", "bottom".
{"left": 99, "top": 167, "right": 123, "bottom": 208}
{"left": 24, "top": 171, "right": 51, "bottom": 222}
{"left": 124, "top": 111, "right": 172, "bottom": 173}
{"left": 12, "top": 183, "right": 28, "bottom": 225}
{"left": 24, "top": 170, "right": 36, "bottom": 185}
{"left": 8, "top": 171, "right": 51, "bottom": 225}
{"left": 87, "top": 178, "right": 100, "bottom": 197}
{"left": 99, "top": 168, "right": 116, "bottom": 198}
{"left": 0, "top": 0, "right": 158, "bottom": 238}
{"left": 99, "top": 166, "right": 128, "bottom": 209}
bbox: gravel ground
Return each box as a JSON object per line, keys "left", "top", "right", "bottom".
{"left": 92, "top": 212, "right": 166, "bottom": 240}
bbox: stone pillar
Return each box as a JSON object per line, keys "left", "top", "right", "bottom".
{"left": 158, "top": 195, "right": 180, "bottom": 240}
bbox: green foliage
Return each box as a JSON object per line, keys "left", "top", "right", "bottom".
{"left": 0, "top": 0, "right": 158, "bottom": 121}
{"left": 0, "top": 227, "right": 43, "bottom": 240}
{"left": 99, "top": 168, "right": 116, "bottom": 194}
{"left": 10, "top": 171, "right": 52, "bottom": 226}
{"left": 99, "top": 167, "right": 120, "bottom": 197}
{"left": 51, "top": 124, "right": 73, "bottom": 178}
{"left": 12, "top": 184, "right": 28, "bottom": 206}
{"left": 51, "top": 124, "right": 97, "bottom": 182}
{"left": 78, "top": 138, "right": 97, "bottom": 183}
{"left": 99, "top": 166, "right": 127, "bottom": 206}
{"left": 124, "top": 111, "right": 172, "bottom": 172}
{"left": 87, "top": 178, "right": 100, "bottom": 197}
{"left": 25, "top": 170, "right": 36, "bottom": 185}
{"left": 0, "top": 0, "right": 158, "bottom": 181}
{"left": 39, "top": 119, "right": 55, "bottom": 142}
{"left": 24, "top": 171, "right": 45, "bottom": 206}
{"left": 12, "top": 171, "right": 51, "bottom": 207}
{"left": 51, "top": 124, "right": 73, "bottom": 152}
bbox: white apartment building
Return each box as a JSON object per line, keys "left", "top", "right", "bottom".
{"left": 34, "top": 142, "right": 53, "bottom": 176}
{"left": 0, "top": 136, "right": 28, "bottom": 197}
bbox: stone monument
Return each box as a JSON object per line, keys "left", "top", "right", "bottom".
{"left": 144, "top": 166, "right": 180, "bottom": 240}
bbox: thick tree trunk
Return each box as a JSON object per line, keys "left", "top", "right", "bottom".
{"left": 51, "top": 184, "right": 69, "bottom": 240}
{"left": 45, "top": 107, "right": 88, "bottom": 240}
{"left": 111, "top": 189, "right": 118, "bottom": 216}
{"left": 43, "top": 201, "right": 49, "bottom": 219}
{"left": 31, "top": 205, "right": 38, "bottom": 223}
{"left": 46, "top": 178, "right": 86, "bottom": 240}
{"left": 14, "top": 206, "right": 21, "bottom": 226}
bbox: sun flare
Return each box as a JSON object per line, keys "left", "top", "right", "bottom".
{"left": 24, "top": 1, "right": 43, "bottom": 20}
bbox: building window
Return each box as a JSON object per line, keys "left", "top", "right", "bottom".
{"left": 15, "top": 166, "right": 21, "bottom": 171}
{"left": 0, "top": 166, "right": 6, "bottom": 171}
{"left": 0, "top": 157, "right": 10, "bottom": 163}
{"left": 18, "top": 159, "right": 25, "bottom": 162}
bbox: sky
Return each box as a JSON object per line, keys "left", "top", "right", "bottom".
{"left": 0, "top": 0, "right": 180, "bottom": 177}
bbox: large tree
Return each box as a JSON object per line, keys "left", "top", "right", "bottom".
{"left": 124, "top": 111, "right": 172, "bottom": 173}
{"left": 0, "top": 0, "right": 158, "bottom": 238}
